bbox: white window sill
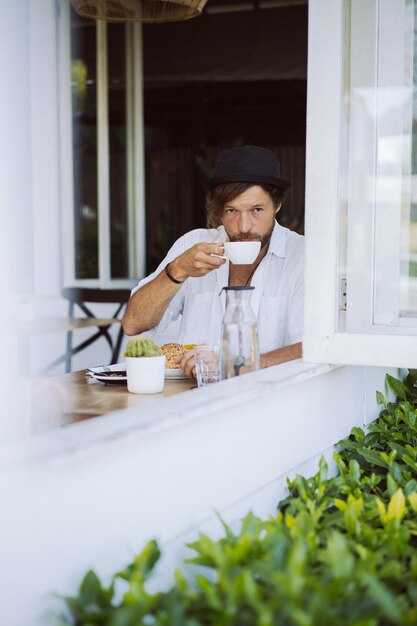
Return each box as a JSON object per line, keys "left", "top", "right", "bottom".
{"left": 0, "top": 359, "right": 335, "bottom": 472}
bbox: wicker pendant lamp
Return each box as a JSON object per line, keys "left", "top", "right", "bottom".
{"left": 71, "top": 0, "right": 208, "bottom": 23}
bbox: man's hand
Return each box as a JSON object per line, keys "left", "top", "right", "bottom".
{"left": 168, "top": 243, "right": 225, "bottom": 282}
{"left": 175, "top": 348, "right": 197, "bottom": 379}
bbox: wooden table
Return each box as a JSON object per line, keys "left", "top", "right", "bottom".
{"left": 56, "top": 370, "right": 197, "bottom": 426}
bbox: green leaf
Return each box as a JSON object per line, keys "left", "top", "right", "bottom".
{"left": 389, "top": 442, "right": 410, "bottom": 458}
{"left": 240, "top": 569, "right": 260, "bottom": 607}
{"left": 318, "top": 455, "right": 328, "bottom": 483}
{"left": 349, "top": 459, "right": 361, "bottom": 484}
{"left": 405, "top": 444, "right": 417, "bottom": 460}
{"left": 356, "top": 448, "right": 388, "bottom": 469}
{"left": 108, "top": 605, "right": 144, "bottom": 626}
{"left": 386, "top": 489, "right": 406, "bottom": 522}
{"left": 405, "top": 369, "right": 417, "bottom": 387}
{"left": 404, "top": 479, "right": 417, "bottom": 497}
{"left": 408, "top": 492, "right": 417, "bottom": 512}
{"left": 116, "top": 540, "right": 161, "bottom": 583}
{"left": 186, "top": 533, "right": 226, "bottom": 569}
{"left": 376, "top": 498, "right": 387, "bottom": 524}
{"left": 351, "top": 426, "right": 365, "bottom": 442}
{"left": 403, "top": 454, "right": 417, "bottom": 472}
{"left": 364, "top": 574, "right": 402, "bottom": 623}
{"left": 195, "top": 575, "right": 221, "bottom": 610}
{"left": 387, "top": 473, "right": 399, "bottom": 497}
{"left": 376, "top": 391, "right": 387, "bottom": 407}
{"left": 79, "top": 570, "right": 103, "bottom": 603}
{"left": 386, "top": 374, "right": 408, "bottom": 401}
{"left": 215, "top": 510, "right": 236, "bottom": 542}
{"left": 172, "top": 568, "right": 189, "bottom": 595}
{"left": 240, "top": 511, "right": 264, "bottom": 536}
{"left": 77, "top": 569, "right": 114, "bottom": 612}
{"left": 389, "top": 461, "right": 403, "bottom": 484}
{"left": 333, "top": 498, "right": 347, "bottom": 512}
{"left": 326, "top": 531, "right": 354, "bottom": 578}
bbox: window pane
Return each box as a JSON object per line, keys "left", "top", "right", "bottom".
{"left": 340, "top": 0, "right": 417, "bottom": 332}
{"left": 400, "top": 0, "right": 417, "bottom": 316}
{"left": 108, "top": 24, "right": 128, "bottom": 279}
{"left": 71, "top": 8, "right": 98, "bottom": 279}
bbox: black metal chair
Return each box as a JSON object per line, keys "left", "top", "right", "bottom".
{"left": 44, "top": 288, "right": 131, "bottom": 373}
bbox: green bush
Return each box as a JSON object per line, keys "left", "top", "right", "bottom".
{"left": 58, "top": 371, "right": 417, "bottom": 626}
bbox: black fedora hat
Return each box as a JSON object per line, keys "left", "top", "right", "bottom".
{"left": 206, "top": 145, "right": 290, "bottom": 190}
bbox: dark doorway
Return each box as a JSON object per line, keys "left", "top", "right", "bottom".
{"left": 143, "top": 2, "right": 307, "bottom": 272}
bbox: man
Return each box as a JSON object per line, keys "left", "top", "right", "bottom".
{"left": 122, "top": 145, "right": 304, "bottom": 377}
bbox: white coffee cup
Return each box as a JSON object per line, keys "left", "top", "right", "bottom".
{"left": 220, "top": 241, "right": 261, "bottom": 264}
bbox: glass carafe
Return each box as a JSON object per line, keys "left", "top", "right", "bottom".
{"left": 221, "top": 286, "right": 260, "bottom": 378}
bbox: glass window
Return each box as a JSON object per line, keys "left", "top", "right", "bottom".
{"left": 67, "top": 8, "right": 142, "bottom": 287}
{"left": 108, "top": 23, "right": 128, "bottom": 279}
{"left": 341, "top": 0, "right": 417, "bottom": 332}
{"left": 400, "top": 0, "right": 417, "bottom": 317}
{"left": 71, "top": 10, "right": 98, "bottom": 279}
{"left": 303, "top": 0, "right": 417, "bottom": 368}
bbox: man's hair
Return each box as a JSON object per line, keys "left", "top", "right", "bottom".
{"left": 205, "top": 182, "right": 285, "bottom": 229}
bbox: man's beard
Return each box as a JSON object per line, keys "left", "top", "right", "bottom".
{"left": 227, "top": 219, "right": 275, "bottom": 249}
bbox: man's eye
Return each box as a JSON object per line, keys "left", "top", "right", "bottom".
{"left": 225, "top": 208, "right": 236, "bottom": 214}
{"left": 252, "top": 207, "right": 263, "bottom": 213}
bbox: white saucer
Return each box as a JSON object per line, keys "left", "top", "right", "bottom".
{"left": 165, "top": 368, "right": 188, "bottom": 380}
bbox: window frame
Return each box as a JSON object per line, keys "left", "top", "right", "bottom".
{"left": 303, "top": 0, "right": 417, "bottom": 369}
{"left": 58, "top": 0, "right": 145, "bottom": 289}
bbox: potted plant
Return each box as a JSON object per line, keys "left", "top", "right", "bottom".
{"left": 124, "top": 336, "right": 165, "bottom": 394}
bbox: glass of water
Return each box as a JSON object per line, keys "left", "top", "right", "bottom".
{"left": 195, "top": 345, "right": 221, "bottom": 387}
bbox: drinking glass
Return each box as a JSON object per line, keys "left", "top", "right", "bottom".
{"left": 195, "top": 345, "right": 221, "bottom": 387}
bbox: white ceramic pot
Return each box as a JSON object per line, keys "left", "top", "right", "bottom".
{"left": 125, "top": 355, "right": 165, "bottom": 394}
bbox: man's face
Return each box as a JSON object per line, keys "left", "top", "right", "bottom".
{"left": 221, "top": 185, "right": 279, "bottom": 246}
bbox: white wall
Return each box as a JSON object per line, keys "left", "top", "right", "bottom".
{"left": 0, "top": 0, "right": 35, "bottom": 440}
{"left": 0, "top": 362, "right": 395, "bottom": 626}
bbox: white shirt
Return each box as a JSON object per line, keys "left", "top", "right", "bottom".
{"left": 132, "top": 221, "right": 304, "bottom": 354}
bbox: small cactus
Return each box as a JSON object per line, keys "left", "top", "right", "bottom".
{"left": 124, "top": 336, "right": 163, "bottom": 358}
